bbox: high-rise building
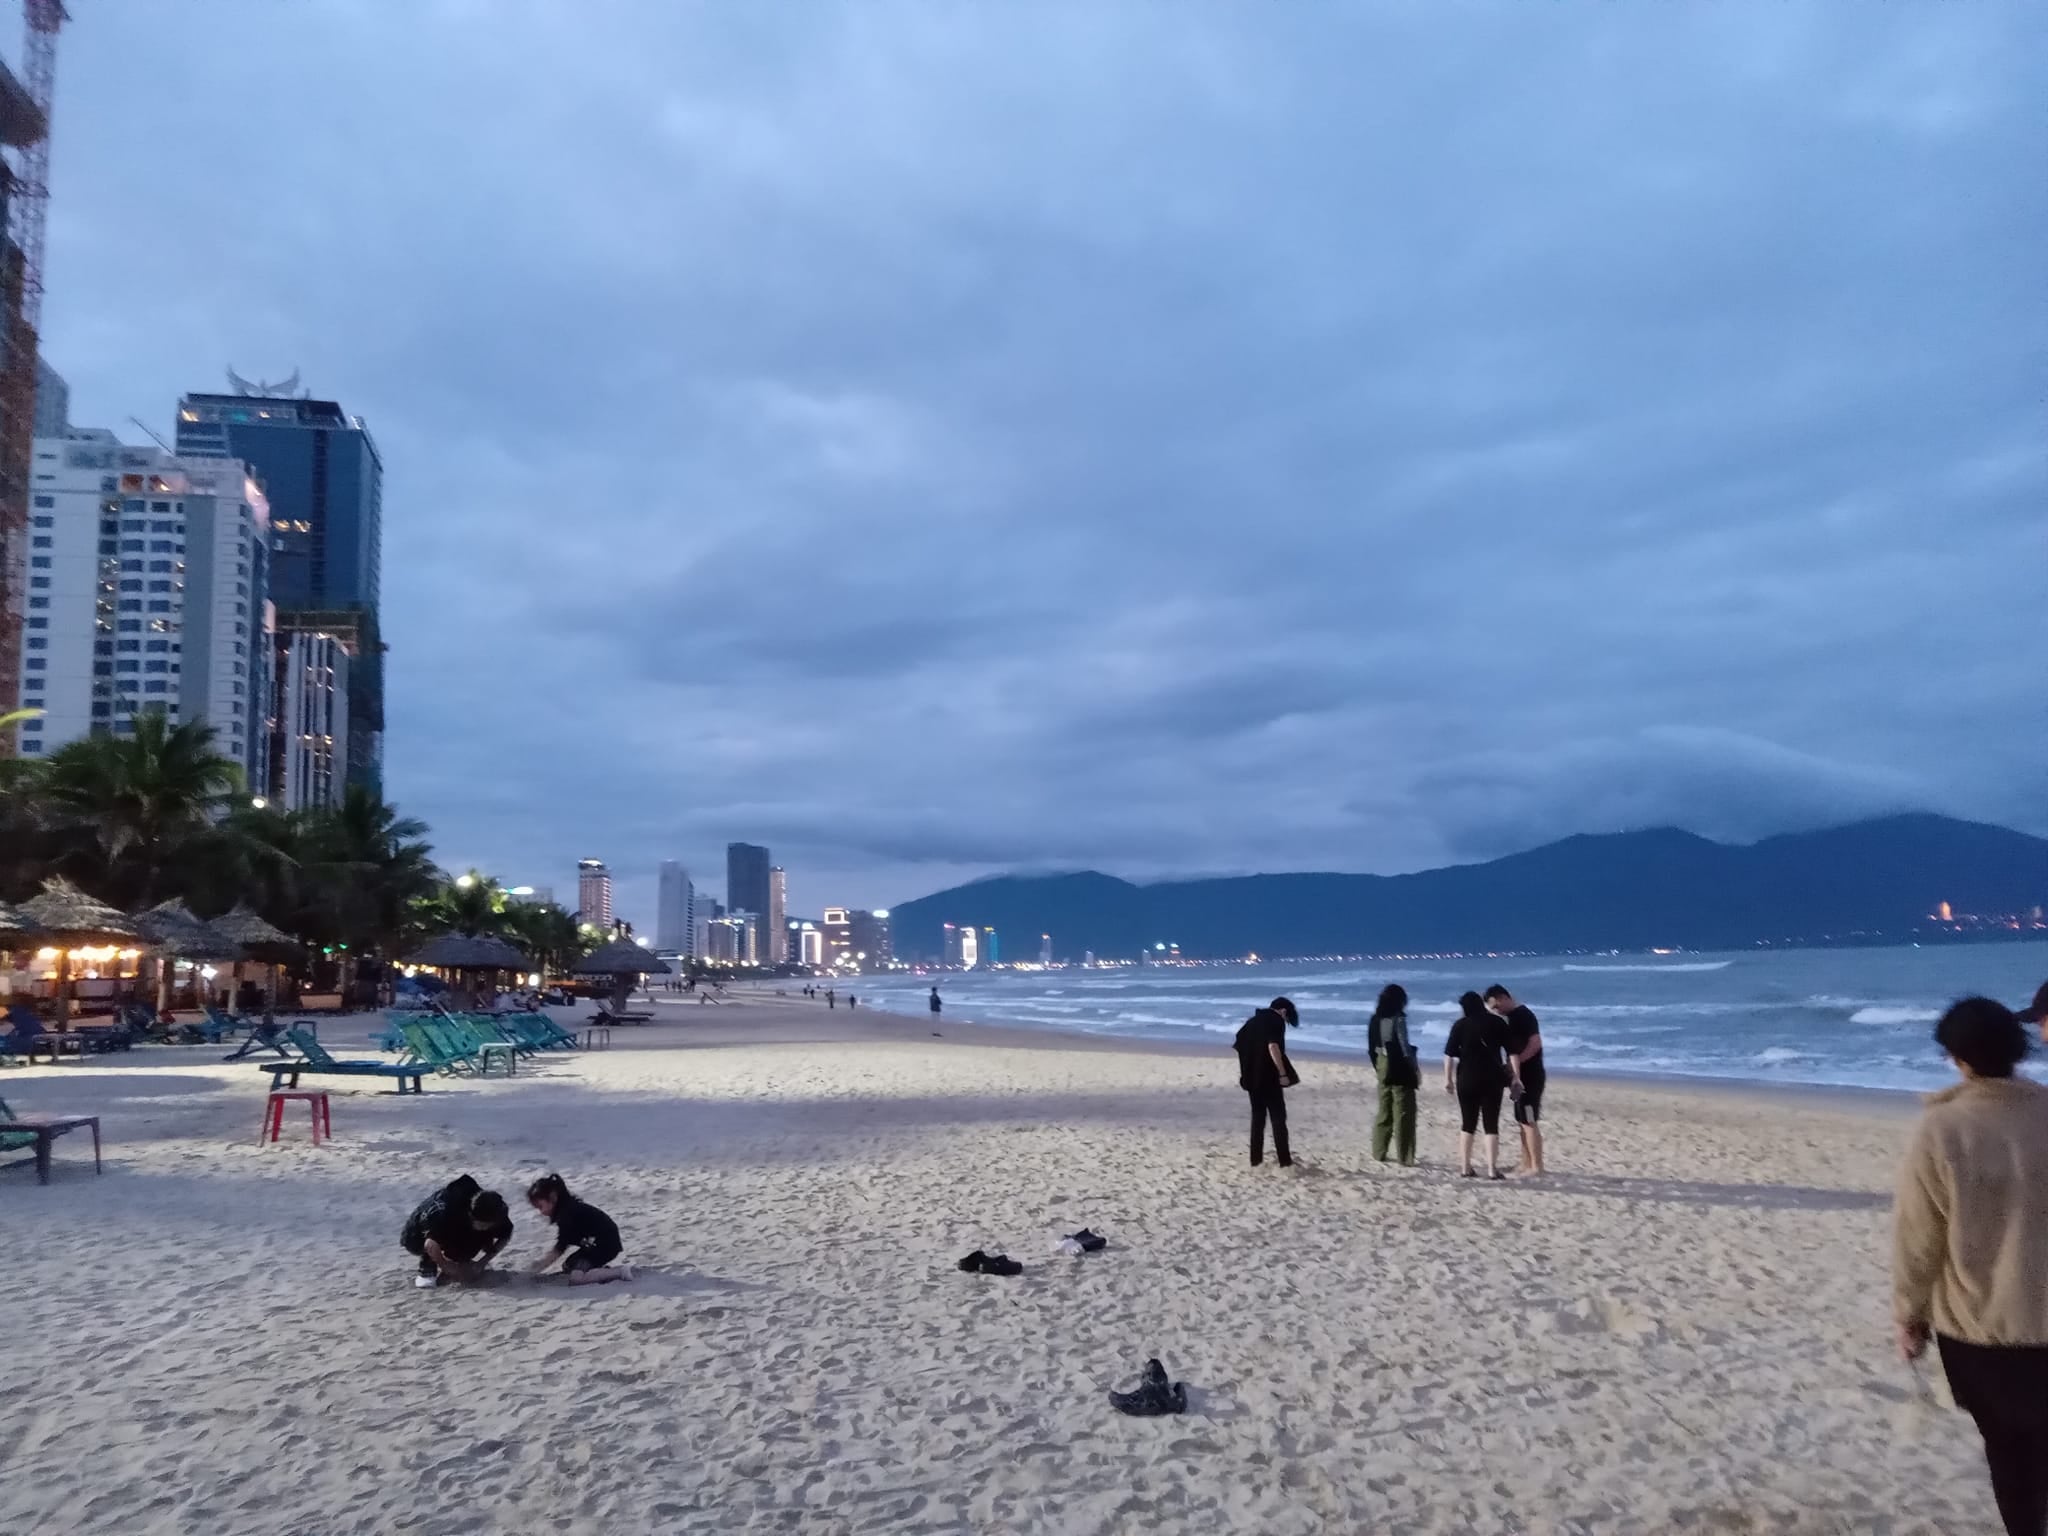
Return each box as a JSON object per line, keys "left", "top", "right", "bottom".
{"left": 766, "top": 867, "right": 787, "bottom": 970}
{"left": 175, "top": 379, "right": 384, "bottom": 791}
{"left": 849, "top": 909, "right": 892, "bottom": 970}
{"left": 577, "top": 859, "right": 613, "bottom": 929}
{"left": 726, "top": 843, "right": 770, "bottom": 933}
{"left": 961, "top": 926, "right": 980, "bottom": 969}
{"left": 791, "top": 921, "right": 823, "bottom": 968}
{"left": 0, "top": 62, "right": 50, "bottom": 750}
{"left": 13, "top": 429, "right": 270, "bottom": 775}
{"left": 701, "top": 916, "right": 740, "bottom": 964}
{"left": 656, "top": 862, "right": 695, "bottom": 954}
{"left": 1040, "top": 933, "right": 1053, "bottom": 967}
{"left": 943, "top": 922, "right": 963, "bottom": 968}
{"left": 269, "top": 626, "right": 349, "bottom": 810}
{"left": 982, "top": 927, "right": 999, "bottom": 966}
{"left": 822, "top": 907, "right": 852, "bottom": 970}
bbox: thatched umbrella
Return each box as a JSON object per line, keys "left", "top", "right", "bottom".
{"left": 20, "top": 877, "right": 146, "bottom": 1024}
{"left": 0, "top": 901, "right": 43, "bottom": 1012}
{"left": 574, "top": 936, "right": 673, "bottom": 1009}
{"left": 404, "top": 932, "right": 530, "bottom": 1008}
{"left": 205, "top": 905, "right": 302, "bottom": 1024}
{"left": 133, "top": 899, "right": 238, "bottom": 1014}
{"left": 406, "top": 933, "right": 529, "bottom": 972}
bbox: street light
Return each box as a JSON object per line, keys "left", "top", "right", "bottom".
{"left": 455, "top": 874, "right": 475, "bottom": 890}
{"left": 250, "top": 796, "right": 267, "bottom": 810}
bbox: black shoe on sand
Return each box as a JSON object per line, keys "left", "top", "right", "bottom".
{"left": 1109, "top": 1358, "right": 1187, "bottom": 1417}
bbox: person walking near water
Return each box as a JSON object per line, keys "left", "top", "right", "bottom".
{"left": 1894, "top": 997, "right": 2048, "bottom": 1536}
{"left": 1486, "top": 985, "right": 1547, "bottom": 1176}
{"left": 1233, "top": 997, "right": 1301, "bottom": 1168}
{"left": 1368, "top": 984, "right": 1419, "bottom": 1166}
{"left": 1443, "top": 991, "right": 1509, "bottom": 1179}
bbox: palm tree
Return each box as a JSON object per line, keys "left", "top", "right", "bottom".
{"left": 295, "top": 785, "right": 438, "bottom": 998}
{"left": 39, "top": 713, "right": 247, "bottom": 907}
{"left": 500, "top": 899, "right": 588, "bottom": 979}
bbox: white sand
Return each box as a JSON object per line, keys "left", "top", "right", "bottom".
{"left": 0, "top": 996, "right": 1999, "bottom": 1534}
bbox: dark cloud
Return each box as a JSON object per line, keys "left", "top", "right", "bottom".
{"left": 40, "top": 2, "right": 2046, "bottom": 921}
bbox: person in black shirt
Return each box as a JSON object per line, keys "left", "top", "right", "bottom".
{"left": 1368, "top": 984, "right": 1419, "bottom": 1166}
{"left": 402, "top": 1174, "right": 514, "bottom": 1289}
{"left": 526, "top": 1172, "right": 631, "bottom": 1286}
{"left": 1233, "top": 996, "right": 1300, "bottom": 1168}
{"left": 930, "top": 987, "right": 942, "bottom": 1016}
{"left": 1486, "top": 985, "right": 1547, "bottom": 1177}
{"left": 1442, "top": 991, "right": 1509, "bottom": 1179}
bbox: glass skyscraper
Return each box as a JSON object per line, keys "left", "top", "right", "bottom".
{"left": 175, "top": 384, "right": 384, "bottom": 791}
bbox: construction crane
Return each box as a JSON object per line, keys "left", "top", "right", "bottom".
{"left": 0, "top": 0, "right": 63, "bottom": 751}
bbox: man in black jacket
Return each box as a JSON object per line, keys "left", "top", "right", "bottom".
{"left": 1233, "top": 997, "right": 1300, "bottom": 1168}
{"left": 402, "top": 1174, "right": 514, "bottom": 1289}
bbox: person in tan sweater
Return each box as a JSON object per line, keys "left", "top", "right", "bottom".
{"left": 1893, "top": 996, "right": 2048, "bottom": 1536}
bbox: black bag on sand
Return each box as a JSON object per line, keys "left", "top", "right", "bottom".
{"left": 1109, "top": 1358, "right": 1187, "bottom": 1417}
{"left": 958, "top": 1249, "right": 1023, "bottom": 1277}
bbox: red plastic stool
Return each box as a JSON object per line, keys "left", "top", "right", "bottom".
{"left": 262, "top": 1090, "right": 332, "bottom": 1145}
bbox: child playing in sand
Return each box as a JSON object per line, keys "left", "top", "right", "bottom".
{"left": 526, "top": 1173, "right": 632, "bottom": 1285}
{"left": 402, "top": 1174, "right": 514, "bottom": 1289}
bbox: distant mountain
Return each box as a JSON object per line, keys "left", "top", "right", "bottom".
{"left": 887, "top": 814, "right": 2048, "bottom": 960}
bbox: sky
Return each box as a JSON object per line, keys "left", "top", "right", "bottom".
{"left": 37, "top": 1, "right": 2047, "bottom": 925}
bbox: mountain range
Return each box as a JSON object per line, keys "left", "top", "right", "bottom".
{"left": 887, "top": 814, "right": 2048, "bottom": 960}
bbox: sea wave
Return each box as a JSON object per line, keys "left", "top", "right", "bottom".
{"left": 1850, "top": 1006, "right": 1941, "bottom": 1026}
{"left": 1753, "top": 1046, "right": 1813, "bottom": 1065}
{"left": 1560, "top": 961, "right": 1733, "bottom": 974}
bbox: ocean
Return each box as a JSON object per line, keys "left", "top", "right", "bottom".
{"left": 853, "top": 943, "right": 2048, "bottom": 1093}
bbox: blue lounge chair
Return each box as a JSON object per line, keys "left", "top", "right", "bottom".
{"left": 256, "top": 1028, "right": 427, "bottom": 1095}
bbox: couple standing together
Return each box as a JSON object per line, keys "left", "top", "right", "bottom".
{"left": 1234, "top": 986, "right": 1547, "bottom": 1176}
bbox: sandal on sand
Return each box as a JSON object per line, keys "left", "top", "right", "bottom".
{"left": 1109, "top": 1358, "right": 1188, "bottom": 1417}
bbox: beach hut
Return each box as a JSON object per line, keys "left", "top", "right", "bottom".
{"left": 0, "top": 899, "right": 45, "bottom": 1011}
{"left": 19, "top": 877, "right": 146, "bottom": 1025}
{"left": 404, "top": 932, "right": 530, "bottom": 1006}
{"left": 573, "top": 936, "right": 673, "bottom": 1011}
{"left": 204, "top": 905, "right": 302, "bottom": 1024}
{"left": 132, "top": 899, "right": 238, "bottom": 1015}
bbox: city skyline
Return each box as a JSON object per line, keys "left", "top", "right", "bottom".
{"left": 28, "top": 6, "right": 2043, "bottom": 916}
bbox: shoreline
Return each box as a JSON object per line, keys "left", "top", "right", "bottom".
{"left": 710, "top": 989, "right": 1930, "bottom": 1112}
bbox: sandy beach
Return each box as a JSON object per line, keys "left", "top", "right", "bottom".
{"left": 0, "top": 994, "right": 1999, "bottom": 1535}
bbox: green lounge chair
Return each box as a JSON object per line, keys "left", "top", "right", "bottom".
{"left": 442, "top": 1015, "right": 516, "bottom": 1077}
{"left": 505, "top": 1011, "right": 579, "bottom": 1050}
{"left": 396, "top": 1019, "right": 480, "bottom": 1077}
{"left": 256, "top": 1027, "right": 427, "bottom": 1095}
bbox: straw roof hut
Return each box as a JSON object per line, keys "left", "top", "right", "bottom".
{"left": 133, "top": 899, "right": 237, "bottom": 961}
{"left": 0, "top": 898, "right": 42, "bottom": 947}
{"left": 21, "top": 877, "right": 142, "bottom": 943}
{"left": 573, "top": 937, "right": 673, "bottom": 977}
{"left": 204, "top": 904, "right": 300, "bottom": 960}
{"left": 406, "top": 932, "right": 529, "bottom": 972}
{"left": 19, "top": 877, "right": 146, "bottom": 1022}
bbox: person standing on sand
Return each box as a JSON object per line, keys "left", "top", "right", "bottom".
{"left": 930, "top": 987, "right": 942, "bottom": 1016}
{"left": 1368, "top": 984, "right": 1419, "bottom": 1165}
{"left": 1894, "top": 997, "right": 2048, "bottom": 1536}
{"left": 1486, "top": 985, "right": 1547, "bottom": 1176}
{"left": 1234, "top": 997, "right": 1301, "bottom": 1168}
{"left": 1443, "top": 991, "right": 1509, "bottom": 1179}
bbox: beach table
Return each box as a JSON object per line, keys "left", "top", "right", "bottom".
{"left": 0, "top": 1114, "right": 102, "bottom": 1185}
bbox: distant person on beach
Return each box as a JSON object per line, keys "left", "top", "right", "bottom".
{"left": 827, "top": 988, "right": 836, "bottom": 1010}
{"left": 1443, "top": 992, "right": 1509, "bottom": 1179}
{"left": 848, "top": 995, "right": 858, "bottom": 1010}
{"left": 930, "top": 987, "right": 942, "bottom": 1016}
{"left": 1894, "top": 997, "right": 2048, "bottom": 1536}
{"left": 402, "top": 1174, "right": 513, "bottom": 1289}
{"left": 1234, "top": 997, "right": 1301, "bottom": 1168}
{"left": 1368, "top": 984, "right": 1419, "bottom": 1166}
{"left": 1486, "top": 985, "right": 1547, "bottom": 1176}
{"left": 526, "top": 1173, "right": 631, "bottom": 1286}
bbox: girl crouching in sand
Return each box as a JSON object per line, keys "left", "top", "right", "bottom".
{"left": 527, "top": 1173, "right": 632, "bottom": 1285}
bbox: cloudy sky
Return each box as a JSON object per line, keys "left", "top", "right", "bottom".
{"left": 42, "top": 2, "right": 2045, "bottom": 922}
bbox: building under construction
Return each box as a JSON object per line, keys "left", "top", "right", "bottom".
{"left": 0, "top": 5, "right": 58, "bottom": 751}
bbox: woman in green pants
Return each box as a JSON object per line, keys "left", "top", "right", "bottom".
{"left": 1369, "top": 984, "right": 1419, "bottom": 1165}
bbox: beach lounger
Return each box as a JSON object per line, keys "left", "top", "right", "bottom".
{"left": 395, "top": 1019, "right": 482, "bottom": 1077}
{"left": 504, "top": 1012, "right": 579, "bottom": 1050}
{"left": 256, "top": 1028, "right": 426, "bottom": 1095}
{"left": 587, "top": 1003, "right": 653, "bottom": 1026}
{"left": 0, "top": 1091, "right": 102, "bottom": 1184}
